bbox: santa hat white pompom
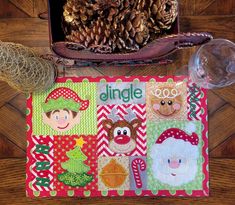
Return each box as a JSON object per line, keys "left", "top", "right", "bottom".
{"left": 185, "top": 122, "right": 196, "bottom": 134}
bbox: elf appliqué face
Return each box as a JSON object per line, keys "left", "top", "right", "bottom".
{"left": 42, "top": 109, "right": 82, "bottom": 132}
{"left": 42, "top": 87, "right": 89, "bottom": 133}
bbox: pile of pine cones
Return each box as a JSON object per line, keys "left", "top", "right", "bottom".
{"left": 63, "top": 0, "right": 178, "bottom": 54}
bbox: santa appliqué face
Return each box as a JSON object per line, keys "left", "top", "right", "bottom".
{"left": 150, "top": 127, "right": 199, "bottom": 186}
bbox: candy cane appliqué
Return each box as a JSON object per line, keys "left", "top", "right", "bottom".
{"left": 131, "top": 158, "right": 146, "bottom": 188}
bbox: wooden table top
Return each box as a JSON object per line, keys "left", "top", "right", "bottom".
{"left": 0, "top": 0, "right": 235, "bottom": 204}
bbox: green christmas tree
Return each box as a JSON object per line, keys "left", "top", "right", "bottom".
{"left": 57, "top": 140, "right": 93, "bottom": 187}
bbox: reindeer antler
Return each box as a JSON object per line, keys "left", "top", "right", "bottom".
{"left": 107, "top": 108, "right": 120, "bottom": 122}
{"left": 151, "top": 88, "right": 180, "bottom": 99}
{"left": 124, "top": 108, "right": 137, "bottom": 122}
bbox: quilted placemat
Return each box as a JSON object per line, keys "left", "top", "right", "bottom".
{"left": 26, "top": 76, "right": 209, "bottom": 197}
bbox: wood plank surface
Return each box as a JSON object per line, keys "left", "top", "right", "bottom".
{"left": 0, "top": 81, "right": 19, "bottom": 107}
{"left": 9, "top": 0, "right": 34, "bottom": 17}
{"left": 0, "top": 18, "right": 49, "bottom": 47}
{"left": 0, "top": 104, "right": 26, "bottom": 150}
{"left": 0, "top": 0, "right": 29, "bottom": 18}
{"left": 211, "top": 134, "right": 235, "bottom": 158}
{"left": 209, "top": 104, "right": 235, "bottom": 151}
{"left": 0, "top": 0, "right": 235, "bottom": 204}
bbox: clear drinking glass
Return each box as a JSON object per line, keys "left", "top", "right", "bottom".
{"left": 189, "top": 39, "right": 235, "bottom": 89}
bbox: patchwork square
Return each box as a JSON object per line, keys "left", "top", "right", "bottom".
{"left": 147, "top": 120, "right": 203, "bottom": 193}
{"left": 146, "top": 81, "right": 187, "bottom": 121}
{"left": 53, "top": 135, "right": 97, "bottom": 191}
{"left": 32, "top": 82, "right": 97, "bottom": 135}
{"left": 97, "top": 104, "right": 147, "bottom": 157}
{"left": 98, "top": 156, "right": 130, "bottom": 191}
{"left": 97, "top": 82, "right": 146, "bottom": 105}
{"left": 130, "top": 156, "right": 147, "bottom": 190}
{"left": 29, "top": 135, "right": 54, "bottom": 192}
{"left": 187, "top": 82, "right": 203, "bottom": 121}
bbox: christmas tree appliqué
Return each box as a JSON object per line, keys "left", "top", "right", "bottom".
{"left": 57, "top": 138, "right": 93, "bottom": 187}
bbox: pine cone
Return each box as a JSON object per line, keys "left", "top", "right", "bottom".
{"left": 148, "top": 0, "right": 178, "bottom": 31}
{"left": 93, "top": 0, "right": 122, "bottom": 10}
{"left": 62, "top": 0, "right": 178, "bottom": 54}
{"left": 66, "top": 18, "right": 113, "bottom": 53}
{"left": 119, "top": 0, "right": 135, "bottom": 9}
{"left": 133, "top": 0, "right": 146, "bottom": 11}
{"left": 114, "top": 10, "right": 150, "bottom": 52}
{"left": 92, "top": 0, "right": 124, "bottom": 23}
{"left": 63, "top": 0, "right": 95, "bottom": 28}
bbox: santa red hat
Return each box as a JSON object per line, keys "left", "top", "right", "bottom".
{"left": 156, "top": 124, "right": 199, "bottom": 145}
{"left": 42, "top": 87, "right": 89, "bottom": 112}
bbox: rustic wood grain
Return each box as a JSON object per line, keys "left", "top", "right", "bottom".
{"left": 194, "top": 0, "right": 235, "bottom": 15}
{"left": 179, "top": 0, "right": 196, "bottom": 16}
{"left": 180, "top": 0, "right": 235, "bottom": 16}
{"left": 180, "top": 16, "right": 235, "bottom": 41}
{"left": 167, "top": 48, "right": 197, "bottom": 76}
{"left": 64, "top": 67, "right": 103, "bottom": 77}
{"left": 9, "top": 94, "right": 26, "bottom": 115}
{"left": 213, "top": 84, "right": 235, "bottom": 108}
{"left": 209, "top": 104, "right": 235, "bottom": 151}
{"left": 0, "top": 159, "right": 234, "bottom": 205}
{"left": 95, "top": 66, "right": 133, "bottom": 76}
{"left": 0, "top": 104, "right": 26, "bottom": 150}
{"left": 0, "top": 0, "right": 29, "bottom": 18}
{"left": 211, "top": 134, "right": 235, "bottom": 158}
{"left": 127, "top": 65, "right": 167, "bottom": 76}
{"left": 34, "top": 0, "right": 48, "bottom": 17}
{"left": 9, "top": 0, "right": 34, "bottom": 17}
{"left": 208, "top": 91, "right": 226, "bottom": 116}
{"left": 0, "top": 18, "right": 49, "bottom": 47}
{"left": 0, "top": 134, "right": 25, "bottom": 158}
{"left": 0, "top": 81, "right": 19, "bottom": 107}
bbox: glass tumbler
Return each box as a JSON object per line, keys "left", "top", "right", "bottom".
{"left": 189, "top": 39, "right": 235, "bottom": 89}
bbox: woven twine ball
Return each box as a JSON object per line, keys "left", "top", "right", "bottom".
{"left": 0, "top": 41, "right": 56, "bottom": 93}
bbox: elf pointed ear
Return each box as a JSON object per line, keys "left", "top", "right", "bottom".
{"left": 73, "top": 111, "right": 82, "bottom": 124}
{"left": 102, "top": 119, "right": 113, "bottom": 131}
{"left": 131, "top": 119, "right": 141, "bottom": 129}
{"left": 42, "top": 112, "right": 50, "bottom": 125}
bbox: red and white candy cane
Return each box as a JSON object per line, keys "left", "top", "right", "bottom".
{"left": 131, "top": 158, "right": 146, "bottom": 188}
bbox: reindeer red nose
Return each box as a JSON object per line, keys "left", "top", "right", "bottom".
{"left": 114, "top": 135, "right": 130, "bottom": 144}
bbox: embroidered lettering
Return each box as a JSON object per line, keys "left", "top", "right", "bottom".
{"left": 100, "top": 84, "right": 143, "bottom": 103}
{"left": 35, "top": 144, "right": 50, "bottom": 154}
{"left": 36, "top": 161, "right": 50, "bottom": 171}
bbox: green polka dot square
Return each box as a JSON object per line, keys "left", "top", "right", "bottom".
{"left": 147, "top": 120, "right": 203, "bottom": 193}
{"left": 32, "top": 82, "right": 97, "bottom": 135}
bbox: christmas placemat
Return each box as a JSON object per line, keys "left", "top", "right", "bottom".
{"left": 26, "top": 76, "right": 209, "bottom": 197}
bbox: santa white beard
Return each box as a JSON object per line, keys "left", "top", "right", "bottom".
{"left": 150, "top": 137, "right": 199, "bottom": 187}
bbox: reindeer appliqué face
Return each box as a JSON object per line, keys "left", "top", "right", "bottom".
{"left": 102, "top": 108, "right": 141, "bottom": 154}
{"left": 150, "top": 86, "right": 182, "bottom": 117}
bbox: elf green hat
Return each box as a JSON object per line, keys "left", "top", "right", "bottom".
{"left": 42, "top": 87, "right": 89, "bottom": 113}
